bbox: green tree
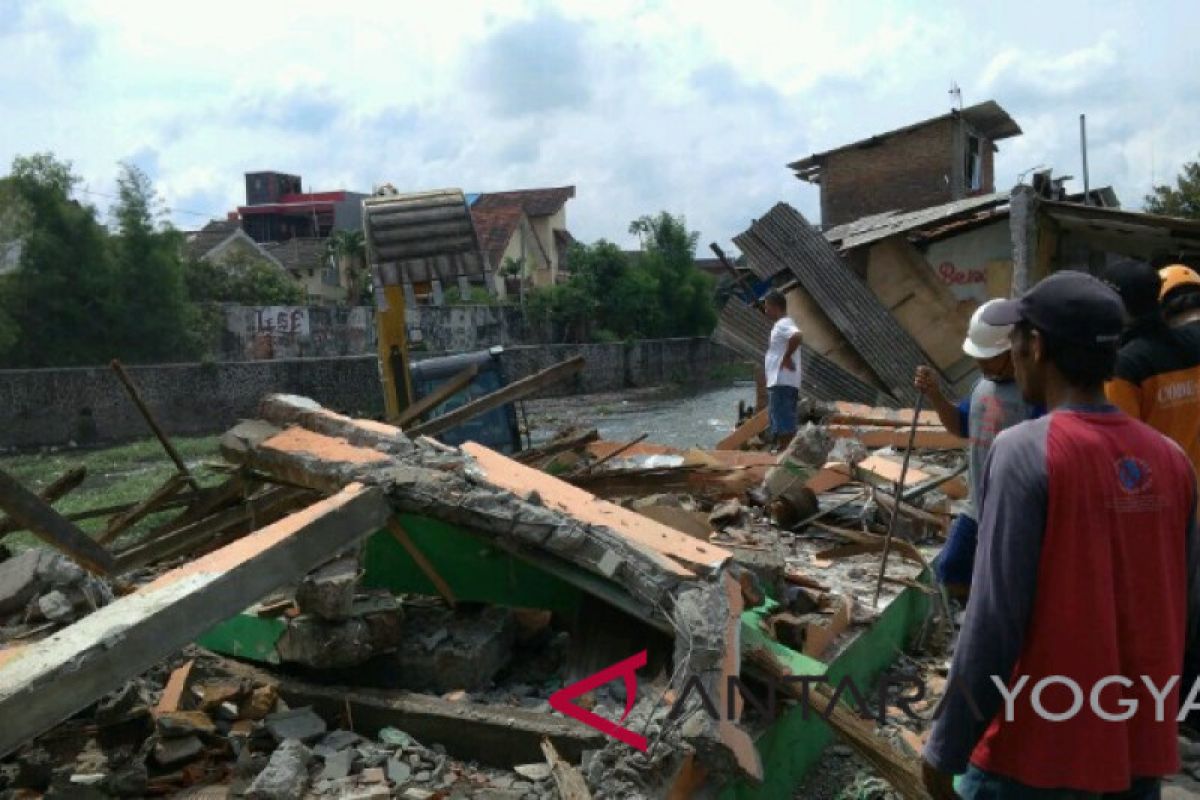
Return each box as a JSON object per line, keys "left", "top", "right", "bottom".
{"left": 184, "top": 250, "right": 305, "bottom": 305}
{"left": 325, "top": 229, "right": 369, "bottom": 305}
{"left": 109, "top": 162, "right": 194, "bottom": 362}
{"left": 0, "top": 153, "right": 117, "bottom": 366}
{"left": 628, "top": 211, "right": 716, "bottom": 337}
{"left": 1144, "top": 154, "right": 1200, "bottom": 218}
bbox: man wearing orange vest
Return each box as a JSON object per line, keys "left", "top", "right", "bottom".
{"left": 1104, "top": 260, "right": 1200, "bottom": 474}
{"left": 922, "top": 271, "right": 1200, "bottom": 799}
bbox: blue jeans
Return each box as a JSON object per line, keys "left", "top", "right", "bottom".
{"left": 935, "top": 514, "right": 979, "bottom": 588}
{"left": 959, "top": 765, "right": 1160, "bottom": 799}
{"left": 768, "top": 385, "right": 799, "bottom": 438}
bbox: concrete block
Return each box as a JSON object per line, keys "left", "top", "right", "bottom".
{"left": 154, "top": 734, "right": 203, "bottom": 767}
{"left": 264, "top": 707, "right": 327, "bottom": 744}
{"left": 294, "top": 554, "right": 361, "bottom": 621}
{"left": 0, "top": 549, "right": 46, "bottom": 615}
{"left": 245, "top": 738, "right": 311, "bottom": 800}
{"left": 392, "top": 606, "right": 515, "bottom": 693}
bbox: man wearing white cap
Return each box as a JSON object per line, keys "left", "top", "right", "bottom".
{"left": 914, "top": 299, "right": 1043, "bottom": 600}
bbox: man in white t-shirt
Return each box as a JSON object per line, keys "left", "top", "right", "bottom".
{"left": 762, "top": 289, "right": 803, "bottom": 448}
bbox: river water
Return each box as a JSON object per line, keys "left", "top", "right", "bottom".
{"left": 523, "top": 382, "right": 758, "bottom": 450}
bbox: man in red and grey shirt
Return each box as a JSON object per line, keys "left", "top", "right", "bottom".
{"left": 923, "top": 271, "right": 1200, "bottom": 799}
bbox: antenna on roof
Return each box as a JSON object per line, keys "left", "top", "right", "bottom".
{"left": 949, "top": 81, "right": 963, "bottom": 110}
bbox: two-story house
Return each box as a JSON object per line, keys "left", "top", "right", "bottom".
{"left": 788, "top": 100, "right": 1022, "bottom": 228}
{"left": 469, "top": 186, "right": 575, "bottom": 298}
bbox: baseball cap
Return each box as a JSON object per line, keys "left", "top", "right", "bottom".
{"left": 981, "top": 270, "right": 1124, "bottom": 347}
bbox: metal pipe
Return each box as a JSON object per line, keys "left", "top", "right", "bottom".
{"left": 1080, "top": 114, "right": 1091, "bottom": 205}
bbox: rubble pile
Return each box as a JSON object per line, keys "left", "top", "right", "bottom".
{"left": 0, "top": 392, "right": 967, "bottom": 799}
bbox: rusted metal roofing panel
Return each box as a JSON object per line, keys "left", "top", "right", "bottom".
{"left": 822, "top": 193, "right": 1009, "bottom": 251}
{"left": 734, "top": 203, "right": 942, "bottom": 404}
{"left": 363, "top": 189, "right": 489, "bottom": 286}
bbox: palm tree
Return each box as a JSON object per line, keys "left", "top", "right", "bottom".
{"left": 325, "top": 229, "right": 368, "bottom": 305}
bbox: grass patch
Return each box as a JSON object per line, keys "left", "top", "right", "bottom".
{"left": 0, "top": 435, "right": 225, "bottom": 552}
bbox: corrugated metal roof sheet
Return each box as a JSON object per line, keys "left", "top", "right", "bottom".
{"left": 822, "top": 192, "right": 1009, "bottom": 251}
{"left": 363, "top": 189, "right": 489, "bottom": 286}
{"left": 735, "top": 203, "right": 943, "bottom": 404}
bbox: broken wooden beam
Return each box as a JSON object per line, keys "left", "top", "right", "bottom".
{"left": 716, "top": 409, "right": 767, "bottom": 451}
{"left": 113, "top": 485, "right": 315, "bottom": 571}
{"left": 0, "top": 483, "right": 390, "bottom": 759}
{"left": 386, "top": 517, "right": 457, "bottom": 607}
{"left": 822, "top": 401, "right": 942, "bottom": 429}
{"left": 100, "top": 472, "right": 190, "bottom": 545}
{"left": 110, "top": 359, "right": 201, "bottom": 491}
{"left": 0, "top": 468, "right": 115, "bottom": 575}
{"left": 572, "top": 432, "right": 648, "bottom": 475}
{"left": 542, "top": 737, "right": 592, "bottom": 799}
{"left": 0, "top": 466, "right": 86, "bottom": 537}
{"left": 826, "top": 425, "right": 965, "bottom": 451}
{"left": 515, "top": 428, "right": 600, "bottom": 465}
{"left": 395, "top": 362, "right": 480, "bottom": 427}
{"left": 408, "top": 355, "right": 585, "bottom": 438}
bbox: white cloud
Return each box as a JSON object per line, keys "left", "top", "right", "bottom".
{"left": 1, "top": 0, "right": 1197, "bottom": 249}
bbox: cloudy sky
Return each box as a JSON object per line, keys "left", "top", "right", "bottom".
{"left": 2, "top": 0, "right": 1197, "bottom": 250}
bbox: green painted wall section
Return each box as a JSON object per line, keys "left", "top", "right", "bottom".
{"left": 360, "top": 515, "right": 583, "bottom": 615}
{"left": 195, "top": 613, "right": 285, "bottom": 663}
{"left": 723, "top": 586, "right": 931, "bottom": 800}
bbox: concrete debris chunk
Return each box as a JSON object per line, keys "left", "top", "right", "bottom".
{"left": 295, "top": 554, "right": 361, "bottom": 621}
{"left": 0, "top": 548, "right": 47, "bottom": 615}
{"left": 245, "top": 738, "right": 312, "bottom": 800}
{"left": 154, "top": 734, "right": 203, "bottom": 767}
{"left": 156, "top": 710, "right": 216, "bottom": 738}
{"left": 264, "top": 706, "right": 327, "bottom": 744}
{"left": 318, "top": 748, "right": 354, "bottom": 781}
{"left": 37, "top": 590, "right": 75, "bottom": 623}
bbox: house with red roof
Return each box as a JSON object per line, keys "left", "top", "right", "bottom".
{"left": 469, "top": 186, "right": 575, "bottom": 299}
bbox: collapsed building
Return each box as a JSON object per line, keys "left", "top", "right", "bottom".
{"left": 5, "top": 99, "right": 1200, "bottom": 800}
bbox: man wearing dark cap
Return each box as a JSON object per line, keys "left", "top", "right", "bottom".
{"left": 1104, "top": 259, "right": 1200, "bottom": 475}
{"left": 922, "top": 271, "right": 1200, "bottom": 800}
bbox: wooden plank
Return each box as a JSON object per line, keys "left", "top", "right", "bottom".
{"left": 0, "top": 484, "right": 390, "bottom": 759}
{"left": 856, "top": 454, "right": 967, "bottom": 500}
{"left": 386, "top": 517, "right": 457, "bottom": 607}
{"left": 110, "top": 359, "right": 200, "bottom": 491}
{"left": 0, "top": 467, "right": 86, "bottom": 536}
{"left": 394, "top": 363, "right": 480, "bottom": 427}
{"left": 100, "top": 473, "right": 189, "bottom": 545}
{"left": 716, "top": 409, "right": 768, "bottom": 451}
{"left": 114, "top": 486, "right": 315, "bottom": 571}
{"left": 541, "top": 738, "right": 592, "bottom": 800}
{"left": 0, "top": 469, "right": 115, "bottom": 575}
{"left": 826, "top": 402, "right": 943, "bottom": 428}
{"left": 826, "top": 425, "right": 966, "bottom": 451}
{"left": 463, "top": 442, "right": 728, "bottom": 575}
{"left": 572, "top": 433, "right": 648, "bottom": 475}
{"left": 409, "top": 355, "right": 585, "bottom": 438}
{"left": 517, "top": 429, "right": 599, "bottom": 465}
{"left": 154, "top": 660, "right": 195, "bottom": 717}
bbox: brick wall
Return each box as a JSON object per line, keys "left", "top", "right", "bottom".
{"left": 820, "top": 120, "right": 957, "bottom": 227}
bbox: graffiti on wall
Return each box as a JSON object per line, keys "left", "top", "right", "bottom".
{"left": 219, "top": 304, "right": 531, "bottom": 361}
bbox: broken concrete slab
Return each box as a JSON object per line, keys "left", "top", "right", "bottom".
{"left": 228, "top": 396, "right": 762, "bottom": 786}
{"left": 0, "top": 548, "right": 48, "bottom": 615}
{"left": 245, "top": 738, "right": 311, "bottom": 800}
{"left": 393, "top": 606, "right": 514, "bottom": 693}
{"left": 264, "top": 707, "right": 327, "bottom": 744}
{"left": 153, "top": 734, "right": 203, "bottom": 767}
{"left": 0, "top": 483, "right": 390, "bottom": 759}
{"left": 294, "top": 554, "right": 361, "bottom": 621}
